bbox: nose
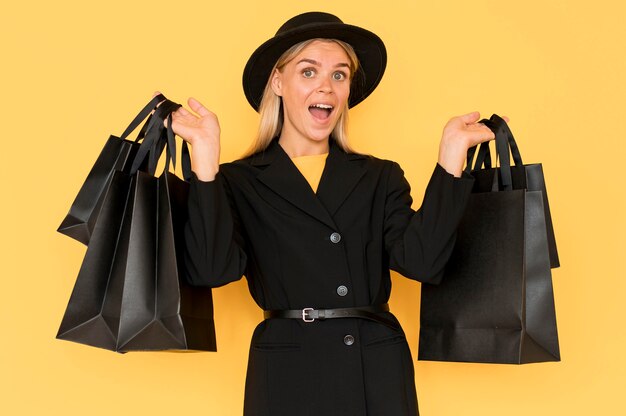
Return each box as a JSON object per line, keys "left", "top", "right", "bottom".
{"left": 317, "top": 74, "right": 333, "bottom": 94}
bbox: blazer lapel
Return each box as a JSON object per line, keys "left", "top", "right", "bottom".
{"left": 316, "top": 140, "right": 367, "bottom": 216}
{"left": 253, "top": 140, "right": 337, "bottom": 229}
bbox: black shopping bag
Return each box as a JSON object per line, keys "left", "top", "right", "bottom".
{"left": 467, "top": 118, "right": 559, "bottom": 268}
{"left": 57, "top": 104, "right": 216, "bottom": 352}
{"left": 57, "top": 94, "right": 165, "bottom": 245}
{"left": 418, "top": 114, "right": 560, "bottom": 364}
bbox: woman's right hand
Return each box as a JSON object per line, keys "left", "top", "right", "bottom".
{"left": 154, "top": 92, "right": 221, "bottom": 181}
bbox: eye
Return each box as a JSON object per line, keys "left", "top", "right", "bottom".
{"left": 302, "top": 69, "right": 315, "bottom": 78}
{"left": 333, "top": 71, "right": 347, "bottom": 81}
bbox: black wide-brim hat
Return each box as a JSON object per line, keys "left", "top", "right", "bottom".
{"left": 242, "top": 11, "right": 387, "bottom": 112}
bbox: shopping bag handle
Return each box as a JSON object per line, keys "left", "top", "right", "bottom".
{"left": 480, "top": 115, "right": 523, "bottom": 165}
{"left": 470, "top": 114, "right": 524, "bottom": 191}
{"left": 151, "top": 101, "right": 192, "bottom": 181}
{"left": 162, "top": 111, "right": 193, "bottom": 182}
{"left": 466, "top": 142, "right": 492, "bottom": 171}
{"left": 118, "top": 93, "right": 165, "bottom": 141}
{"left": 129, "top": 99, "right": 181, "bottom": 176}
{"left": 490, "top": 114, "right": 523, "bottom": 191}
{"left": 128, "top": 98, "right": 192, "bottom": 182}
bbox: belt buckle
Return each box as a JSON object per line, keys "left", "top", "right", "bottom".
{"left": 302, "top": 307, "right": 315, "bottom": 322}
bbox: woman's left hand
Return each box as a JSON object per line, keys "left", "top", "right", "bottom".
{"left": 437, "top": 111, "right": 509, "bottom": 177}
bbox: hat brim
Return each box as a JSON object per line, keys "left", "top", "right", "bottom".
{"left": 243, "top": 22, "right": 387, "bottom": 112}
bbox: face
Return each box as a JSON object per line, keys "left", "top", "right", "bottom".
{"left": 271, "top": 40, "right": 352, "bottom": 148}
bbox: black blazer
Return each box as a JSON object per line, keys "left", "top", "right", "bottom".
{"left": 184, "top": 138, "right": 474, "bottom": 416}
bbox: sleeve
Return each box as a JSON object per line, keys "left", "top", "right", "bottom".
{"left": 384, "top": 162, "right": 474, "bottom": 285}
{"left": 183, "top": 170, "right": 248, "bottom": 288}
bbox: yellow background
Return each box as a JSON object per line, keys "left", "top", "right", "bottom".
{"left": 2, "top": 0, "right": 624, "bottom": 414}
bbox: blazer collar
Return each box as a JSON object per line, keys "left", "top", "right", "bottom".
{"left": 252, "top": 138, "right": 366, "bottom": 228}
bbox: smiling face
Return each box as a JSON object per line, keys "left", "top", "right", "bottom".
{"left": 271, "top": 40, "right": 352, "bottom": 154}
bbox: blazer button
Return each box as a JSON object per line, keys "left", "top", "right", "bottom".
{"left": 343, "top": 334, "right": 355, "bottom": 346}
{"left": 330, "top": 232, "right": 341, "bottom": 244}
{"left": 336, "top": 285, "right": 348, "bottom": 296}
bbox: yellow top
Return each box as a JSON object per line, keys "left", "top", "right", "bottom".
{"left": 291, "top": 152, "right": 329, "bottom": 193}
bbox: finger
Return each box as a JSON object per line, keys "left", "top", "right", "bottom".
{"left": 468, "top": 121, "right": 494, "bottom": 131}
{"left": 175, "top": 106, "right": 192, "bottom": 117}
{"left": 466, "top": 128, "right": 495, "bottom": 143}
{"left": 502, "top": 115, "right": 510, "bottom": 123}
{"left": 459, "top": 111, "right": 481, "bottom": 124}
{"left": 188, "top": 97, "right": 212, "bottom": 117}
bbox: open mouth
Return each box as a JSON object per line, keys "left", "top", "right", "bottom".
{"left": 308, "top": 103, "right": 334, "bottom": 121}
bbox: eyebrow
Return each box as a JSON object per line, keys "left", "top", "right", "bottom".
{"left": 296, "top": 58, "right": 350, "bottom": 69}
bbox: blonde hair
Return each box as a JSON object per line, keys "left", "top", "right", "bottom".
{"left": 242, "top": 38, "right": 360, "bottom": 158}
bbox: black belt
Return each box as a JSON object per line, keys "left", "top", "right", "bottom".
{"left": 264, "top": 303, "right": 399, "bottom": 330}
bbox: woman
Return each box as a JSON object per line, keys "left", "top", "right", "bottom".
{"left": 168, "top": 11, "right": 500, "bottom": 416}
